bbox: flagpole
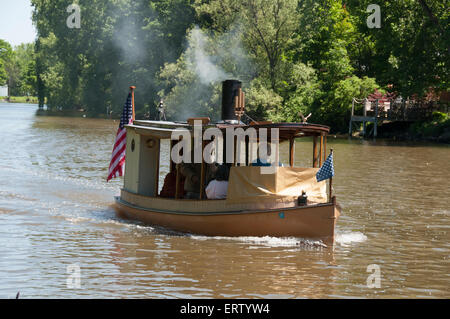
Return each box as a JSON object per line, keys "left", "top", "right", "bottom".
{"left": 329, "top": 148, "right": 333, "bottom": 202}
{"left": 129, "top": 86, "right": 136, "bottom": 121}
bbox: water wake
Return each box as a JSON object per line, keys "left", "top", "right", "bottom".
{"left": 335, "top": 231, "right": 367, "bottom": 246}
{"left": 191, "top": 235, "right": 327, "bottom": 248}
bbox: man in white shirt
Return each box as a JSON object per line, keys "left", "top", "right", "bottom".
{"left": 205, "top": 164, "right": 229, "bottom": 199}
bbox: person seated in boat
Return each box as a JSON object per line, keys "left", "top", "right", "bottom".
{"left": 159, "top": 170, "right": 185, "bottom": 198}
{"left": 205, "top": 164, "right": 230, "bottom": 200}
{"left": 251, "top": 143, "right": 283, "bottom": 167}
{"left": 178, "top": 163, "right": 201, "bottom": 199}
{"left": 178, "top": 162, "right": 218, "bottom": 199}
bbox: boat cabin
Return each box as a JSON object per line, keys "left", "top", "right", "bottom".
{"left": 121, "top": 118, "right": 332, "bottom": 206}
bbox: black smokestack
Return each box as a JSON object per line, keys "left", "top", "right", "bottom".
{"left": 221, "top": 80, "right": 241, "bottom": 121}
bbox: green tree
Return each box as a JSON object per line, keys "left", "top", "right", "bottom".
{"left": 273, "top": 62, "right": 321, "bottom": 122}
{"left": 196, "top": 0, "right": 300, "bottom": 92}
{"left": 345, "top": 0, "right": 449, "bottom": 96}
{"left": 0, "top": 40, "right": 13, "bottom": 86}
{"left": 7, "top": 43, "right": 37, "bottom": 96}
{"left": 32, "top": 0, "right": 196, "bottom": 115}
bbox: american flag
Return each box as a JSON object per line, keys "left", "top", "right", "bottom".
{"left": 107, "top": 93, "right": 133, "bottom": 181}
{"left": 316, "top": 152, "right": 334, "bottom": 182}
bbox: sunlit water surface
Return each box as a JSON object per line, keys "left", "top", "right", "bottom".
{"left": 0, "top": 103, "right": 448, "bottom": 298}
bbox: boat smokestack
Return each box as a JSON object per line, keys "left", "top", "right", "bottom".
{"left": 221, "top": 80, "right": 242, "bottom": 122}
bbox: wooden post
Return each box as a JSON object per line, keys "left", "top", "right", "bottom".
{"left": 329, "top": 148, "right": 334, "bottom": 202}
{"left": 402, "top": 99, "right": 406, "bottom": 121}
{"left": 232, "top": 136, "right": 237, "bottom": 166}
{"left": 388, "top": 99, "right": 392, "bottom": 119}
{"left": 200, "top": 139, "right": 206, "bottom": 200}
{"left": 129, "top": 86, "right": 136, "bottom": 121}
{"left": 170, "top": 140, "right": 176, "bottom": 173}
{"left": 323, "top": 135, "right": 327, "bottom": 163}
{"left": 312, "top": 136, "right": 318, "bottom": 168}
{"left": 222, "top": 134, "right": 227, "bottom": 165}
{"left": 154, "top": 140, "right": 160, "bottom": 196}
{"left": 245, "top": 136, "right": 249, "bottom": 166}
{"left": 319, "top": 135, "right": 324, "bottom": 167}
{"left": 374, "top": 99, "right": 378, "bottom": 138}
{"left": 175, "top": 164, "right": 181, "bottom": 199}
{"left": 175, "top": 138, "right": 182, "bottom": 199}
{"left": 363, "top": 100, "right": 367, "bottom": 137}
{"left": 200, "top": 163, "right": 206, "bottom": 199}
{"left": 289, "top": 137, "right": 295, "bottom": 167}
{"left": 349, "top": 98, "right": 355, "bottom": 136}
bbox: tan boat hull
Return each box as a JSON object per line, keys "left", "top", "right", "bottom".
{"left": 114, "top": 196, "right": 340, "bottom": 245}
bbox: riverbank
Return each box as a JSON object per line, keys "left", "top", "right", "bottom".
{"left": 31, "top": 105, "right": 450, "bottom": 144}
{"left": 34, "top": 108, "right": 151, "bottom": 120}
{"left": 352, "top": 130, "right": 450, "bottom": 144}
{"left": 0, "top": 96, "right": 39, "bottom": 104}
{"left": 374, "top": 112, "right": 450, "bottom": 144}
{"left": 35, "top": 108, "right": 115, "bottom": 119}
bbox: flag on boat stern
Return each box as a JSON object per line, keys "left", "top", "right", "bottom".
{"left": 107, "top": 93, "right": 133, "bottom": 181}
{"left": 316, "top": 152, "right": 334, "bottom": 182}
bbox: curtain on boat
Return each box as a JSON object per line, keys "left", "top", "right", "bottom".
{"left": 227, "top": 166, "right": 327, "bottom": 205}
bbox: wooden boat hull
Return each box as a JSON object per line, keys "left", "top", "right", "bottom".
{"left": 114, "top": 195, "right": 341, "bottom": 245}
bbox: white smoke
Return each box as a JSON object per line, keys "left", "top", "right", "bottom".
{"left": 160, "top": 24, "right": 256, "bottom": 120}
{"left": 187, "top": 26, "right": 231, "bottom": 84}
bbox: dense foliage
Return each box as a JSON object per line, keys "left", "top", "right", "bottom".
{"left": 22, "top": 0, "right": 449, "bottom": 131}
{"left": 410, "top": 111, "right": 450, "bottom": 139}
{"left": 0, "top": 40, "right": 36, "bottom": 97}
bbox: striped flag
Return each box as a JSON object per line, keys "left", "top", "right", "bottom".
{"left": 107, "top": 93, "right": 133, "bottom": 181}
{"left": 316, "top": 152, "right": 334, "bottom": 182}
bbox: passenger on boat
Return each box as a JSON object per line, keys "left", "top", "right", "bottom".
{"left": 178, "top": 163, "right": 218, "bottom": 199}
{"left": 159, "top": 171, "right": 185, "bottom": 198}
{"left": 205, "top": 164, "right": 230, "bottom": 200}
{"left": 178, "top": 163, "right": 200, "bottom": 199}
{"left": 251, "top": 143, "right": 283, "bottom": 167}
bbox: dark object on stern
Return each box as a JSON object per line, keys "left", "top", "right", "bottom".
{"left": 298, "top": 191, "right": 308, "bottom": 206}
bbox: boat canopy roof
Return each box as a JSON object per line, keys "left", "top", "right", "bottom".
{"left": 127, "top": 120, "right": 330, "bottom": 141}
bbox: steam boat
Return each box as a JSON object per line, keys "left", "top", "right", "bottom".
{"left": 114, "top": 80, "right": 340, "bottom": 244}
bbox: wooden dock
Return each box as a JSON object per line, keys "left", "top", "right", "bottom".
{"left": 349, "top": 98, "right": 449, "bottom": 138}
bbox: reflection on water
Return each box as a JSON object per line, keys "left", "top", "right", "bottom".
{"left": 0, "top": 103, "right": 448, "bottom": 298}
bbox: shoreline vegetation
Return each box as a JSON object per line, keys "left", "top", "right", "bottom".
{"left": 34, "top": 108, "right": 112, "bottom": 119}
{"left": 33, "top": 107, "right": 450, "bottom": 144}
{"left": 1, "top": 96, "right": 39, "bottom": 104}
{"left": 1, "top": 99, "right": 447, "bottom": 144}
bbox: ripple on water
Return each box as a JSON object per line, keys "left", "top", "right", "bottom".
{"left": 1, "top": 104, "right": 449, "bottom": 298}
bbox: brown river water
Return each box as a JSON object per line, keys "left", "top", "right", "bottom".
{"left": 0, "top": 103, "right": 448, "bottom": 298}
